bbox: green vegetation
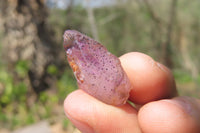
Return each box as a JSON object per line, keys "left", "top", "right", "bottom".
{"left": 174, "top": 69, "right": 193, "bottom": 83}
{"left": 0, "top": 63, "right": 77, "bottom": 129}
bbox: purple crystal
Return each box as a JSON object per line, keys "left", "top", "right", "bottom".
{"left": 63, "top": 30, "right": 131, "bottom": 105}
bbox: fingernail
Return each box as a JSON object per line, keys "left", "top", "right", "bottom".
{"left": 164, "top": 97, "right": 196, "bottom": 117}
{"left": 156, "top": 62, "right": 168, "bottom": 73}
{"left": 65, "top": 112, "right": 94, "bottom": 133}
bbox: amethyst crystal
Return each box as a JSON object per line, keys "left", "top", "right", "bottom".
{"left": 63, "top": 30, "right": 131, "bottom": 105}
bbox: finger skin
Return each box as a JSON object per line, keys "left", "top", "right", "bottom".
{"left": 120, "top": 52, "right": 177, "bottom": 104}
{"left": 64, "top": 52, "right": 200, "bottom": 133}
{"left": 64, "top": 89, "right": 141, "bottom": 133}
{"left": 138, "top": 96, "right": 200, "bottom": 133}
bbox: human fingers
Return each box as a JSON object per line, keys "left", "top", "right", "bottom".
{"left": 64, "top": 89, "right": 141, "bottom": 133}
{"left": 120, "top": 52, "right": 177, "bottom": 104}
{"left": 138, "top": 96, "right": 200, "bottom": 133}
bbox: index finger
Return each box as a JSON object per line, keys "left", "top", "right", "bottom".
{"left": 120, "top": 52, "right": 177, "bottom": 105}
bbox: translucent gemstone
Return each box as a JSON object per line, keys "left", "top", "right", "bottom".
{"left": 63, "top": 30, "right": 131, "bottom": 105}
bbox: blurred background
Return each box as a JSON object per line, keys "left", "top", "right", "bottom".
{"left": 0, "top": 0, "right": 199, "bottom": 132}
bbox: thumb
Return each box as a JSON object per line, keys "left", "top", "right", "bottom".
{"left": 138, "top": 96, "right": 200, "bottom": 133}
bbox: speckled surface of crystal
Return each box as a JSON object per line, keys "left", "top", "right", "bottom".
{"left": 63, "top": 30, "right": 131, "bottom": 105}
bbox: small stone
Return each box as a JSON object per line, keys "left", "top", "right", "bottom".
{"left": 63, "top": 30, "right": 131, "bottom": 105}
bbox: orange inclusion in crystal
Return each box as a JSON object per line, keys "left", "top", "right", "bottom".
{"left": 69, "top": 60, "right": 84, "bottom": 83}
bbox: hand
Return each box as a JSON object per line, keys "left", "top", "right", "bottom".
{"left": 64, "top": 52, "right": 200, "bottom": 133}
